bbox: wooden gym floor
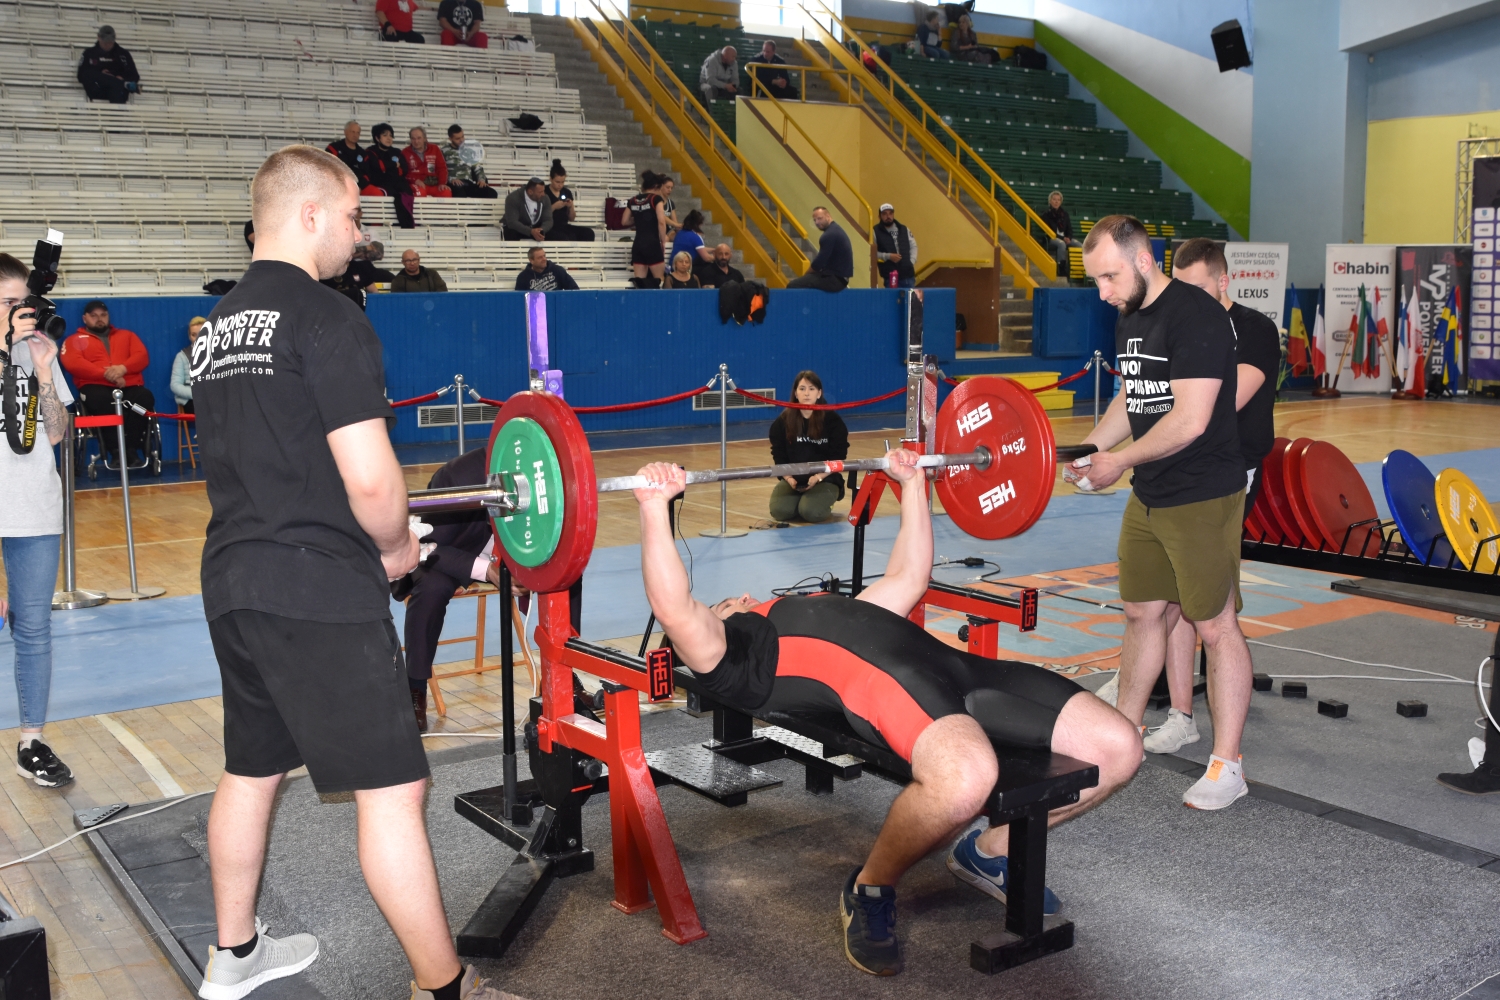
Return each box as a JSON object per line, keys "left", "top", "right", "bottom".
{"left": 0, "top": 395, "right": 1496, "bottom": 999}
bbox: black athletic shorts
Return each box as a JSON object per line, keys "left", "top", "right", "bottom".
{"left": 716, "top": 596, "right": 1084, "bottom": 762}
{"left": 209, "top": 610, "right": 431, "bottom": 793}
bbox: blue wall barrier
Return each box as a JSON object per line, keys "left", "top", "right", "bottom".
{"left": 52, "top": 287, "right": 956, "bottom": 444}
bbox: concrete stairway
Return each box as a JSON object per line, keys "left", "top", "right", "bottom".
{"left": 529, "top": 15, "right": 756, "bottom": 277}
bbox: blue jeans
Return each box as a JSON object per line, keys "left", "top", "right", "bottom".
{"left": 921, "top": 45, "right": 950, "bottom": 59}
{"left": 3, "top": 535, "right": 59, "bottom": 729}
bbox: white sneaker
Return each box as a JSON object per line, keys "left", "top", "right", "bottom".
{"left": 1182, "top": 754, "right": 1248, "bottom": 811}
{"left": 1095, "top": 672, "right": 1119, "bottom": 707}
{"left": 1143, "top": 708, "right": 1199, "bottom": 754}
{"left": 411, "top": 965, "right": 531, "bottom": 999}
{"left": 198, "top": 919, "right": 318, "bottom": 1000}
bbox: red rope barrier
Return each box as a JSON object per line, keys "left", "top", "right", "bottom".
{"left": 74, "top": 415, "right": 123, "bottom": 428}
{"left": 943, "top": 364, "right": 1094, "bottom": 393}
{"left": 389, "top": 391, "right": 443, "bottom": 409}
{"left": 730, "top": 386, "right": 905, "bottom": 410}
{"left": 145, "top": 411, "right": 194, "bottom": 421}
{"left": 477, "top": 385, "right": 713, "bottom": 414}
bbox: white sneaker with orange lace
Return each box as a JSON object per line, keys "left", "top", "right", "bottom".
{"left": 1182, "top": 754, "right": 1247, "bottom": 810}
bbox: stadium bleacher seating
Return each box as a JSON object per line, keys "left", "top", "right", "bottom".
{"left": 0, "top": 0, "right": 640, "bottom": 294}
{"left": 633, "top": 19, "right": 761, "bottom": 140}
{"left": 888, "top": 52, "right": 1229, "bottom": 240}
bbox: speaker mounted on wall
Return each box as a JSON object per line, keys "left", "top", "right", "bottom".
{"left": 1211, "top": 19, "right": 1251, "bottom": 72}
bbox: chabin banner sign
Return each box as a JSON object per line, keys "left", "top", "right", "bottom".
{"left": 1324, "top": 245, "right": 1396, "bottom": 392}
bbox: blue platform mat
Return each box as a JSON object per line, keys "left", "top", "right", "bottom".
{"left": 6, "top": 447, "right": 1497, "bottom": 729}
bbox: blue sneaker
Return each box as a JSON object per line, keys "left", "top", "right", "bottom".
{"left": 839, "top": 868, "right": 902, "bottom": 976}
{"left": 946, "top": 829, "right": 1061, "bottom": 915}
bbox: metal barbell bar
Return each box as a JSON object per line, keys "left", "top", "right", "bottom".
{"left": 407, "top": 444, "right": 1099, "bottom": 516}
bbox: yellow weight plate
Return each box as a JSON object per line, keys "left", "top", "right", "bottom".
{"left": 1435, "top": 469, "right": 1500, "bottom": 573}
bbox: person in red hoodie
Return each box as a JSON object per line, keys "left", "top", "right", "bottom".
{"left": 402, "top": 127, "right": 451, "bottom": 197}
{"left": 60, "top": 300, "right": 155, "bottom": 462}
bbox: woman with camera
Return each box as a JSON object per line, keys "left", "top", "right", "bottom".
{"left": 0, "top": 253, "right": 75, "bottom": 787}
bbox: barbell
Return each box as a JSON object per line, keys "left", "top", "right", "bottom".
{"left": 407, "top": 375, "right": 1097, "bottom": 593}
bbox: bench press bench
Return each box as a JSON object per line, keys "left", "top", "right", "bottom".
{"left": 455, "top": 616, "right": 1097, "bottom": 975}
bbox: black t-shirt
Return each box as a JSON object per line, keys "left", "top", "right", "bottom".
{"left": 439, "top": 0, "right": 483, "bottom": 29}
{"left": 696, "top": 613, "right": 780, "bottom": 711}
{"left": 1115, "top": 279, "right": 1242, "bottom": 507}
{"left": 696, "top": 262, "right": 744, "bottom": 288}
{"left": 196, "top": 260, "right": 396, "bottom": 623}
{"left": 768, "top": 409, "right": 849, "bottom": 493}
{"left": 629, "top": 193, "right": 662, "bottom": 239}
{"left": 1227, "top": 302, "right": 1280, "bottom": 471}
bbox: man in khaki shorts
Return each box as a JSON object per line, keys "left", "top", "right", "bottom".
{"left": 1065, "top": 215, "right": 1254, "bottom": 810}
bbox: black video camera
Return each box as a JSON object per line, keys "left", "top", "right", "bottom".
{"left": 20, "top": 231, "right": 66, "bottom": 341}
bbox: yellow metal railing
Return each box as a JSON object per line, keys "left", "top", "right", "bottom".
{"left": 742, "top": 65, "right": 873, "bottom": 238}
{"left": 574, "top": 0, "right": 809, "bottom": 284}
{"left": 797, "top": 0, "right": 1058, "bottom": 286}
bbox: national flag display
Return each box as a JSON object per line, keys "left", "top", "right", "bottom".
{"left": 1311, "top": 285, "right": 1327, "bottom": 378}
{"left": 1285, "top": 284, "right": 1310, "bottom": 375}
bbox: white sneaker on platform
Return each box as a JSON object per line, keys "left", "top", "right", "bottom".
{"left": 1183, "top": 754, "right": 1248, "bottom": 811}
{"left": 198, "top": 919, "right": 318, "bottom": 1000}
{"left": 411, "top": 965, "right": 530, "bottom": 1000}
{"left": 1143, "top": 708, "right": 1199, "bottom": 754}
{"left": 1095, "top": 672, "right": 1119, "bottom": 707}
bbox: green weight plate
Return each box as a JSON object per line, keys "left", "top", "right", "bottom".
{"left": 490, "top": 417, "right": 565, "bottom": 567}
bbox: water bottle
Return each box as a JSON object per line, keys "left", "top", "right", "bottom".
{"left": 888, "top": 269, "right": 898, "bottom": 288}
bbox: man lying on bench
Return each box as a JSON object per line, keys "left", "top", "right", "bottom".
{"left": 631, "top": 449, "right": 1141, "bottom": 976}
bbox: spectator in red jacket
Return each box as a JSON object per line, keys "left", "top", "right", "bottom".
{"left": 59, "top": 300, "right": 156, "bottom": 461}
{"left": 402, "top": 128, "right": 452, "bottom": 197}
{"left": 361, "top": 123, "right": 417, "bottom": 228}
{"left": 377, "top": 0, "right": 425, "bottom": 43}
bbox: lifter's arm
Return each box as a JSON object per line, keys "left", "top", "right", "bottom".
{"left": 328, "top": 418, "right": 420, "bottom": 581}
{"left": 855, "top": 449, "right": 929, "bottom": 617}
{"left": 634, "top": 462, "right": 727, "bottom": 672}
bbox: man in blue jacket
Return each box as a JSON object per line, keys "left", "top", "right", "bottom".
{"left": 787, "top": 207, "right": 854, "bottom": 292}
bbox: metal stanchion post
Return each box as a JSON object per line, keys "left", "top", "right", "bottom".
{"left": 700, "top": 364, "right": 747, "bottom": 539}
{"left": 1092, "top": 350, "right": 1103, "bottom": 427}
{"left": 52, "top": 413, "right": 107, "bottom": 610}
{"left": 454, "top": 374, "right": 467, "bottom": 457}
{"left": 104, "top": 391, "right": 165, "bottom": 601}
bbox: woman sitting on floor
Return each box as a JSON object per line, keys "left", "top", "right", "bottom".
{"left": 768, "top": 370, "right": 849, "bottom": 524}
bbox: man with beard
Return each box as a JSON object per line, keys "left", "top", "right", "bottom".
{"left": 1066, "top": 215, "right": 1252, "bottom": 812}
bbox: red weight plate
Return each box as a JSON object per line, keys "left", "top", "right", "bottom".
{"left": 1247, "top": 477, "right": 1278, "bottom": 541}
{"left": 932, "top": 376, "right": 1055, "bottom": 539}
{"left": 1282, "top": 437, "right": 1322, "bottom": 548}
{"left": 1259, "top": 437, "right": 1306, "bottom": 546}
{"left": 487, "top": 391, "right": 598, "bottom": 593}
{"left": 1299, "top": 440, "right": 1379, "bottom": 555}
{"left": 1243, "top": 503, "right": 1270, "bottom": 541}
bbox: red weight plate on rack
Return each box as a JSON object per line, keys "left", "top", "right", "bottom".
{"left": 1247, "top": 476, "right": 1278, "bottom": 541}
{"left": 1259, "top": 437, "right": 1306, "bottom": 546}
{"left": 1243, "top": 503, "right": 1271, "bottom": 541}
{"left": 487, "top": 390, "right": 598, "bottom": 593}
{"left": 1282, "top": 437, "right": 1322, "bottom": 548}
{"left": 1299, "top": 440, "right": 1379, "bottom": 555}
{"left": 933, "top": 376, "right": 1055, "bottom": 540}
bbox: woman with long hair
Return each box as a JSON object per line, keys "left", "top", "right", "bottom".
{"left": 949, "top": 14, "right": 998, "bottom": 63}
{"left": 545, "top": 159, "right": 596, "bottom": 242}
{"left": 767, "top": 370, "right": 849, "bottom": 523}
{"left": 628, "top": 169, "right": 669, "bottom": 287}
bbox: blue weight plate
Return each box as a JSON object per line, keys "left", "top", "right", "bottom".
{"left": 1382, "top": 449, "right": 1454, "bottom": 566}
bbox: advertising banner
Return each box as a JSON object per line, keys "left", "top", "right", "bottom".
{"left": 1396, "top": 245, "right": 1473, "bottom": 394}
{"left": 1467, "top": 155, "right": 1500, "bottom": 383}
{"left": 1323, "top": 244, "right": 1397, "bottom": 393}
{"left": 1224, "top": 243, "right": 1290, "bottom": 327}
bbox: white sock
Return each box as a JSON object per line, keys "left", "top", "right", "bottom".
{"left": 973, "top": 838, "right": 1000, "bottom": 860}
